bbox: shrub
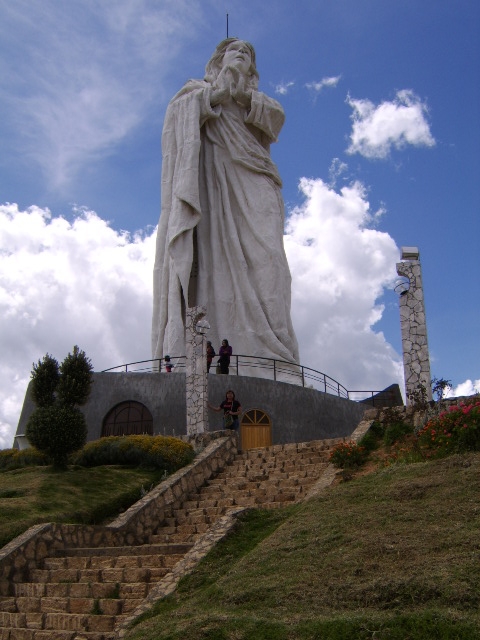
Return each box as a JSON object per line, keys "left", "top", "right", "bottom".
{"left": 407, "top": 383, "right": 430, "bottom": 411}
{"left": 73, "top": 435, "right": 195, "bottom": 472}
{"left": 417, "top": 399, "right": 480, "bottom": 456}
{"left": 30, "top": 354, "right": 59, "bottom": 407}
{"left": 26, "top": 405, "right": 88, "bottom": 468}
{"left": 0, "top": 447, "right": 49, "bottom": 471}
{"left": 384, "top": 421, "right": 414, "bottom": 446}
{"left": 369, "top": 420, "right": 386, "bottom": 439}
{"left": 25, "top": 346, "right": 93, "bottom": 468}
{"left": 57, "top": 346, "right": 93, "bottom": 405}
{"left": 357, "top": 430, "right": 378, "bottom": 453}
{"left": 329, "top": 441, "right": 366, "bottom": 469}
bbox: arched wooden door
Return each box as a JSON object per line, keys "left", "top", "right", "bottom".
{"left": 240, "top": 408, "right": 272, "bottom": 450}
{"left": 102, "top": 401, "right": 153, "bottom": 437}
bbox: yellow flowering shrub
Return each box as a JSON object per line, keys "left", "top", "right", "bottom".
{"left": 73, "top": 435, "right": 194, "bottom": 471}
{"left": 0, "top": 447, "right": 49, "bottom": 471}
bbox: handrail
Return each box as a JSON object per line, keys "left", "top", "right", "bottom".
{"left": 101, "top": 355, "right": 388, "bottom": 404}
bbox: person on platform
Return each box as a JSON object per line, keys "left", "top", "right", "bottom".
{"left": 151, "top": 38, "right": 299, "bottom": 368}
{"left": 206, "top": 341, "right": 216, "bottom": 373}
{"left": 208, "top": 389, "right": 242, "bottom": 430}
{"left": 164, "top": 355, "right": 174, "bottom": 373}
{"left": 218, "top": 338, "right": 232, "bottom": 375}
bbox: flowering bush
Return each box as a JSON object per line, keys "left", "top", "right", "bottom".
{"left": 417, "top": 399, "right": 480, "bottom": 456}
{"left": 0, "top": 447, "right": 49, "bottom": 471}
{"left": 329, "top": 441, "right": 366, "bottom": 469}
{"left": 72, "top": 435, "right": 195, "bottom": 471}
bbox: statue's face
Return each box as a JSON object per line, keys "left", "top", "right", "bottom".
{"left": 222, "top": 40, "right": 252, "bottom": 74}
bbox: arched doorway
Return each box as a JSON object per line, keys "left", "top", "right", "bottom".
{"left": 102, "top": 401, "right": 153, "bottom": 437}
{"left": 240, "top": 408, "right": 272, "bottom": 450}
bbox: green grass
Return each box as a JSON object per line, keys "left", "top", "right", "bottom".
{"left": 0, "top": 465, "right": 165, "bottom": 548}
{"left": 125, "top": 453, "right": 480, "bottom": 640}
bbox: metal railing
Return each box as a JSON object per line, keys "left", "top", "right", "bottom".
{"left": 101, "top": 355, "right": 388, "bottom": 405}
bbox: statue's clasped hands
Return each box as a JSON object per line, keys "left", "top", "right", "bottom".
{"left": 211, "top": 65, "right": 251, "bottom": 108}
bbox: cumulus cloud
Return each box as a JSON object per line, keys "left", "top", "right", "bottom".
{"left": 285, "top": 178, "right": 403, "bottom": 393}
{"left": 0, "top": 203, "right": 155, "bottom": 449}
{"left": 0, "top": 1, "right": 203, "bottom": 189}
{"left": 274, "top": 81, "right": 295, "bottom": 95}
{"left": 346, "top": 90, "right": 435, "bottom": 159}
{"left": 305, "top": 76, "right": 341, "bottom": 97}
{"left": 446, "top": 379, "right": 480, "bottom": 398}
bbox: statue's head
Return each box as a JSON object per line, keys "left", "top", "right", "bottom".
{"left": 205, "top": 38, "right": 259, "bottom": 89}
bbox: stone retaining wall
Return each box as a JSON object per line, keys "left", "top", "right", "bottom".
{"left": 0, "top": 432, "right": 237, "bottom": 596}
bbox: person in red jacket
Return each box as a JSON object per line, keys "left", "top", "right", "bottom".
{"left": 206, "top": 341, "right": 216, "bottom": 373}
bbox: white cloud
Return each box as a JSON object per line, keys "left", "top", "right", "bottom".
{"left": 305, "top": 76, "right": 341, "bottom": 96}
{"left": 446, "top": 379, "right": 480, "bottom": 399}
{"left": 328, "top": 158, "right": 349, "bottom": 187}
{"left": 0, "top": 203, "right": 155, "bottom": 449}
{"left": 0, "top": 1, "right": 203, "bottom": 190}
{"left": 346, "top": 90, "right": 435, "bottom": 159}
{"left": 285, "top": 177, "right": 404, "bottom": 392}
{"left": 274, "top": 81, "right": 295, "bottom": 95}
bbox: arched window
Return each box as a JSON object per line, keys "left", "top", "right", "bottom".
{"left": 240, "top": 408, "right": 272, "bottom": 450}
{"left": 102, "top": 401, "right": 153, "bottom": 437}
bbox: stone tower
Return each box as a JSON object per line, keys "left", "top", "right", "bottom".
{"left": 396, "top": 247, "right": 432, "bottom": 404}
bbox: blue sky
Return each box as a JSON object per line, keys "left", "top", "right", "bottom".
{"left": 0, "top": 1, "right": 479, "bottom": 447}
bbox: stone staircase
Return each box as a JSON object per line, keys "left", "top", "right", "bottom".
{"left": 0, "top": 437, "right": 343, "bottom": 639}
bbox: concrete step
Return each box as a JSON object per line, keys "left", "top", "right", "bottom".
{"left": 43, "top": 553, "right": 177, "bottom": 571}
{"left": 149, "top": 531, "right": 201, "bottom": 544}
{"left": 53, "top": 543, "right": 192, "bottom": 558}
{"left": 29, "top": 565, "right": 173, "bottom": 585}
{"left": 0, "top": 610, "right": 123, "bottom": 633}
{"left": 0, "top": 631, "right": 116, "bottom": 640}
{"left": 13, "top": 582, "right": 152, "bottom": 601}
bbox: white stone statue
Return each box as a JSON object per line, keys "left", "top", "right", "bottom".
{"left": 152, "top": 38, "right": 299, "bottom": 367}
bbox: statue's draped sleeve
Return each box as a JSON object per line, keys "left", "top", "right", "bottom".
{"left": 160, "top": 81, "right": 220, "bottom": 295}
{"left": 246, "top": 90, "right": 285, "bottom": 143}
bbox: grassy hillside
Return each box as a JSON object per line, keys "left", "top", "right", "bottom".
{"left": 0, "top": 465, "right": 165, "bottom": 548}
{"left": 126, "top": 453, "right": 480, "bottom": 640}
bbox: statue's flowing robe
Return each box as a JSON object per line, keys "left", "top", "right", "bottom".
{"left": 152, "top": 79, "right": 299, "bottom": 365}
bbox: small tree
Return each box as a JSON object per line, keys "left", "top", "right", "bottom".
{"left": 30, "top": 354, "right": 59, "bottom": 407}
{"left": 431, "top": 377, "right": 453, "bottom": 401}
{"left": 57, "top": 345, "right": 93, "bottom": 405}
{"left": 26, "top": 346, "right": 93, "bottom": 468}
